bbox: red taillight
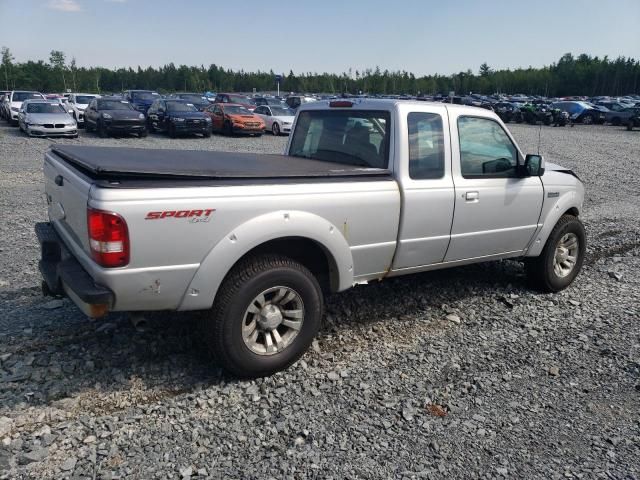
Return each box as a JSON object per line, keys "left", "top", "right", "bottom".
{"left": 329, "top": 101, "right": 353, "bottom": 108}
{"left": 87, "top": 208, "right": 129, "bottom": 268}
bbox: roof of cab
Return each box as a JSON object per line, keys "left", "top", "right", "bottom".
{"left": 297, "top": 98, "right": 493, "bottom": 116}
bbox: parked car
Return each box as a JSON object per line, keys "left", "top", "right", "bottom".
{"left": 66, "top": 93, "right": 101, "bottom": 126}
{"left": 204, "top": 103, "right": 264, "bottom": 136}
{"left": 123, "top": 90, "right": 161, "bottom": 114}
{"left": 4, "top": 90, "right": 46, "bottom": 125}
{"left": 37, "top": 99, "right": 585, "bottom": 377}
{"left": 84, "top": 97, "right": 147, "bottom": 138}
{"left": 0, "top": 92, "right": 10, "bottom": 120}
{"left": 146, "top": 99, "right": 212, "bottom": 137}
{"left": 254, "top": 97, "right": 284, "bottom": 107}
{"left": 285, "top": 95, "right": 316, "bottom": 110}
{"left": 550, "top": 101, "right": 606, "bottom": 125}
{"left": 600, "top": 103, "right": 638, "bottom": 126}
{"left": 166, "top": 93, "right": 210, "bottom": 111}
{"left": 18, "top": 99, "right": 77, "bottom": 138}
{"left": 252, "top": 105, "right": 295, "bottom": 135}
{"left": 213, "top": 93, "right": 257, "bottom": 111}
{"left": 626, "top": 108, "right": 640, "bottom": 130}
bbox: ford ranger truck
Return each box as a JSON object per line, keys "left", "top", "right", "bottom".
{"left": 36, "top": 99, "right": 586, "bottom": 377}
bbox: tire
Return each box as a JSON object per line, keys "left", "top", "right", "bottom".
{"left": 581, "top": 114, "right": 593, "bottom": 125}
{"left": 202, "top": 254, "right": 323, "bottom": 378}
{"left": 139, "top": 129, "right": 148, "bottom": 138}
{"left": 543, "top": 115, "right": 552, "bottom": 126}
{"left": 627, "top": 121, "right": 634, "bottom": 131}
{"left": 97, "top": 121, "right": 108, "bottom": 138}
{"left": 203, "top": 128, "right": 212, "bottom": 138}
{"left": 525, "top": 214, "right": 586, "bottom": 293}
{"left": 272, "top": 122, "right": 280, "bottom": 136}
{"left": 85, "top": 120, "right": 94, "bottom": 133}
{"left": 168, "top": 125, "right": 177, "bottom": 138}
{"left": 224, "top": 121, "right": 233, "bottom": 136}
{"left": 147, "top": 120, "right": 156, "bottom": 133}
{"left": 611, "top": 117, "right": 621, "bottom": 126}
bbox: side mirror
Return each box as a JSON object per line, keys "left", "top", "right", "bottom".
{"left": 523, "top": 154, "right": 545, "bottom": 176}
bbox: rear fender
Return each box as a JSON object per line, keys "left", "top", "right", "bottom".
{"left": 177, "top": 210, "right": 354, "bottom": 311}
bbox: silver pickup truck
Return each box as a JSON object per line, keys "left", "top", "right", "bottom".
{"left": 37, "top": 99, "right": 586, "bottom": 377}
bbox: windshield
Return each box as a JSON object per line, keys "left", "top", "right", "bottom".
{"left": 167, "top": 101, "right": 198, "bottom": 112}
{"left": 178, "top": 95, "right": 205, "bottom": 103}
{"left": 26, "top": 103, "right": 65, "bottom": 114}
{"left": 132, "top": 92, "right": 160, "bottom": 100}
{"left": 76, "top": 96, "right": 96, "bottom": 104}
{"left": 224, "top": 106, "right": 252, "bottom": 115}
{"left": 13, "top": 92, "right": 43, "bottom": 102}
{"left": 270, "top": 106, "right": 295, "bottom": 117}
{"left": 98, "top": 100, "right": 135, "bottom": 111}
{"left": 289, "top": 110, "right": 390, "bottom": 168}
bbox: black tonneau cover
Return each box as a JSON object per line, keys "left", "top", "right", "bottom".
{"left": 50, "top": 145, "right": 390, "bottom": 180}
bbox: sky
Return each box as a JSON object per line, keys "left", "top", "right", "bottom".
{"left": 1, "top": 0, "right": 639, "bottom": 76}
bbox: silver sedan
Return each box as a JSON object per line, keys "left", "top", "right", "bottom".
{"left": 18, "top": 100, "right": 78, "bottom": 138}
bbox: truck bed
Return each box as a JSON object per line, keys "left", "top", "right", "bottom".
{"left": 50, "top": 145, "right": 391, "bottom": 185}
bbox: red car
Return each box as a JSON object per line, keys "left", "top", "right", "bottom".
{"left": 204, "top": 103, "right": 265, "bottom": 136}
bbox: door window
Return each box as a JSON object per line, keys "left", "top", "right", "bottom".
{"left": 407, "top": 112, "right": 444, "bottom": 179}
{"left": 458, "top": 116, "right": 518, "bottom": 178}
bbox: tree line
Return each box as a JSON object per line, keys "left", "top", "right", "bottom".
{"left": 1, "top": 48, "right": 638, "bottom": 97}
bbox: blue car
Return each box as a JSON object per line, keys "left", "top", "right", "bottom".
{"left": 550, "top": 101, "right": 606, "bottom": 125}
{"left": 123, "top": 90, "right": 161, "bottom": 114}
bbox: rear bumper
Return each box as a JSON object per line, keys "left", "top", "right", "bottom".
{"left": 36, "top": 222, "right": 114, "bottom": 317}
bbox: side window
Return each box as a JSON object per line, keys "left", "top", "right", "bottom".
{"left": 458, "top": 116, "right": 518, "bottom": 178}
{"left": 407, "top": 112, "right": 445, "bottom": 179}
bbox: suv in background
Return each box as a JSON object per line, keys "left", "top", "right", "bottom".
{"left": 66, "top": 93, "right": 101, "bottom": 126}
{"left": 214, "top": 93, "right": 257, "bottom": 111}
{"left": 166, "top": 93, "right": 210, "bottom": 111}
{"left": 4, "top": 91, "right": 46, "bottom": 125}
{"left": 123, "top": 90, "right": 161, "bottom": 114}
{"left": 285, "top": 95, "right": 317, "bottom": 110}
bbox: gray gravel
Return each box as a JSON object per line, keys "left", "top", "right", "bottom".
{"left": 0, "top": 122, "right": 639, "bottom": 479}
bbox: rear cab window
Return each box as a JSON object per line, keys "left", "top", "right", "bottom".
{"left": 408, "top": 112, "right": 445, "bottom": 179}
{"left": 289, "top": 109, "right": 390, "bottom": 169}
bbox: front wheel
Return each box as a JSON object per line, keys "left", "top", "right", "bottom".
{"left": 202, "top": 254, "right": 323, "bottom": 378}
{"left": 581, "top": 114, "right": 593, "bottom": 125}
{"left": 272, "top": 122, "right": 280, "bottom": 136}
{"left": 97, "top": 121, "right": 108, "bottom": 138}
{"left": 139, "top": 129, "right": 148, "bottom": 138}
{"left": 627, "top": 121, "right": 634, "bottom": 131}
{"left": 525, "top": 215, "right": 586, "bottom": 292}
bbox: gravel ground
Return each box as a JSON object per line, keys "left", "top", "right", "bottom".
{"left": 0, "top": 122, "right": 638, "bottom": 479}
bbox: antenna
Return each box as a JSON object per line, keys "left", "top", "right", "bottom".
{"left": 537, "top": 122, "right": 542, "bottom": 155}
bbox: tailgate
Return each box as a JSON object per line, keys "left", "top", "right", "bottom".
{"left": 44, "top": 150, "right": 93, "bottom": 254}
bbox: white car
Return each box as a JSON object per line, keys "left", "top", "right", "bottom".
{"left": 18, "top": 99, "right": 78, "bottom": 138}
{"left": 5, "top": 91, "right": 45, "bottom": 125}
{"left": 66, "top": 93, "right": 101, "bottom": 126}
{"left": 253, "top": 105, "right": 295, "bottom": 135}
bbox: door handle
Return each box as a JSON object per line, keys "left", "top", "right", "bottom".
{"left": 465, "top": 191, "right": 479, "bottom": 202}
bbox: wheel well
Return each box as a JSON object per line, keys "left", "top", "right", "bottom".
{"left": 233, "top": 237, "right": 338, "bottom": 292}
{"left": 564, "top": 207, "right": 579, "bottom": 217}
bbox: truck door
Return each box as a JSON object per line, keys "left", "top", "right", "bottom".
{"left": 445, "top": 113, "right": 543, "bottom": 261}
{"left": 392, "top": 107, "right": 455, "bottom": 268}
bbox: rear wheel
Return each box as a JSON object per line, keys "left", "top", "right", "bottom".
{"left": 272, "top": 122, "right": 280, "bottom": 136}
{"left": 202, "top": 254, "right": 323, "bottom": 377}
{"left": 581, "top": 114, "right": 593, "bottom": 125}
{"left": 526, "top": 215, "right": 586, "bottom": 292}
